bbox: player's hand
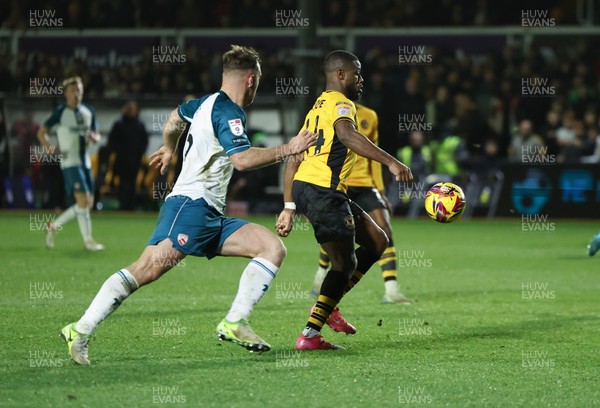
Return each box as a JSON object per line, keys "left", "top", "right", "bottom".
{"left": 86, "top": 131, "right": 101, "bottom": 144}
{"left": 287, "top": 129, "right": 317, "bottom": 155}
{"left": 149, "top": 146, "right": 173, "bottom": 175}
{"left": 275, "top": 208, "right": 295, "bottom": 237}
{"left": 389, "top": 160, "right": 413, "bottom": 182}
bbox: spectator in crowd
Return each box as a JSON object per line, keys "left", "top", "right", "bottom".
{"left": 508, "top": 119, "right": 545, "bottom": 163}
{"left": 361, "top": 70, "right": 397, "bottom": 155}
{"left": 11, "top": 110, "right": 39, "bottom": 174}
{"left": 589, "top": 130, "right": 600, "bottom": 162}
{"left": 428, "top": 85, "right": 454, "bottom": 135}
{"left": 398, "top": 76, "right": 426, "bottom": 122}
{"left": 556, "top": 111, "right": 583, "bottom": 163}
{"left": 581, "top": 127, "right": 599, "bottom": 159}
{"left": 397, "top": 131, "right": 432, "bottom": 181}
{"left": 107, "top": 100, "right": 148, "bottom": 210}
{"left": 469, "top": 138, "right": 503, "bottom": 174}
{"left": 432, "top": 132, "right": 468, "bottom": 176}
{"left": 539, "top": 110, "right": 561, "bottom": 157}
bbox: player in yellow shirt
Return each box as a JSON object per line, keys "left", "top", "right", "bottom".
{"left": 276, "top": 50, "right": 413, "bottom": 350}
{"left": 311, "top": 103, "right": 412, "bottom": 304}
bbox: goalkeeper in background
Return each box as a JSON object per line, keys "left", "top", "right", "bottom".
{"left": 311, "top": 103, "right": 412, "bottom": 304}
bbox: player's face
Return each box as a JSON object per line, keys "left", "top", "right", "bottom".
{"left": 344, "top": 60, "right": 364, "bottom": 101}
{"left": 65, "top": 82, "right": 83, "bottom": 106}
{"left": 244, "top": 63, "right": 261, "bottom": 107}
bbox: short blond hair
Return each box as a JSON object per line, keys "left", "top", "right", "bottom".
{"left": 222, "top": 45, "right": 260, "bottom": 73}
{"left": 62, "top": 76, "right": 83, "bottom": 88}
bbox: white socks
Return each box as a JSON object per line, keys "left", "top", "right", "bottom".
{"left": 302, "top": 327, "right": 320, "bottom": 338}
{"left": 225, "top": 257, "right": 279, "bottom": 322}
{"left": 54, "top": 205, "right": 77, "bottom": 228}
{"left": 76, "top": 269, "right": 139, "bottom": 335}
{"left": 384, "top": 279, "right": 399, "bottom": 294}
{"left": 75, "top": 206, "right": 92, "bottom": 242}
{"left": 75, "top": 258, "right": 278, "bottom": 335}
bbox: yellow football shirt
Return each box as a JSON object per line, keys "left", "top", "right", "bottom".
{"left": 294, "top": 91, "right": 358, "bottom": 192}
{"left": 345, "top": 104, "right": 384, "bottom": 191}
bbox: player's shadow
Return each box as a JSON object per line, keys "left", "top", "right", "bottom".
{"left": 380, "top": 314, "right": 600, "bottom": 348}
{"left": 412, "top": 288, "right": 519, "bottom": 301}
{"left": 555, "top": 254, "right": 595, "bottom": 260}
{"left": 459, "top": 314, "right": 599, "bottom": 339}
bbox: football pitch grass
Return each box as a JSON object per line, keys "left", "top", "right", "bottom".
{"left": 0, "top": 212, "right": 598, "bottom": 407}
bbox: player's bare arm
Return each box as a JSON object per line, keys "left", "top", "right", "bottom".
{"left": 36, "top": 126, "right": 55, "bottom": 153}
{"left": 86, "top": 130, "right": 101, "bottom": 144}
{"left": 229, "top": 129, "right": 316, "bottom": 171}
{"left": 149, "top": 109, "right": 186, "bottom": 175}
{"left": 335, "top": 120, "right": 413, "bottom": 182}
{"left": 275, "top": 153, "right": 303, "bottom": 237}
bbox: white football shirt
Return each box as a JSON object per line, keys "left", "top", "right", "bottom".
{"left": 168, "top": 91, "right": 251, "bottom": 213}
{"left": 44, "top": 103, "right": 98, "bottom": 169}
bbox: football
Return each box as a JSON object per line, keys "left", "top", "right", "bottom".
{"left": 424, "top": 182, "right": 466, "bottom": 223}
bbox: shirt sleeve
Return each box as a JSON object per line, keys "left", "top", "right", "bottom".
{"left": 177, "top": 99, "right": 201, "bottom": 122}
{"left": 332, "top": 97, "right": 357, "bottom": 128}
{"left": 212, "top": 103, "right": 251, "bottom": 156}
{"left": 44, "top": 106, "right": 64, "bottom": 129}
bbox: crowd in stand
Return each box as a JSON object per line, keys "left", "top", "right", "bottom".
{"left": 357, "top": 41, "right": 600, "bottom": 166}
{"left": 1, "top": 0, "right": 599, "bottom": 210}
{"left": 0, "top": 0, "right": 583, "bottom": 29}
{"left": 3, "top": 39, "right": 600, "bottom": 169}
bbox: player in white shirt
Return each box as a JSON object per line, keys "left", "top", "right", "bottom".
{"left": 60, "top": 45, "right": 317, "bottom": 364}
{"left": 37, "top": 76, "right": 104, "bottom": 251}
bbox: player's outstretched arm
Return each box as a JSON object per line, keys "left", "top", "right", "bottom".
{"left": 275, "top": 154, "right": 302, "bottom": 237}
{"left": 149, "top": 109, "right": 186, "bottom": 175}
{"left": 86, "top": 130, "right": 101, "bottom": 144}
{"left": 335, "top": 120, "right": 413, "bottom": 182}
{"left": 230, "top": 129, "right": 316, "bottom": 171}
{"left": 37, "top": 126, "right": 54, "bottom": 152}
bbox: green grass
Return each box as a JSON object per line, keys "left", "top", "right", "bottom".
{"left": 0, "top": 212, "right": 599, "bottom": 407}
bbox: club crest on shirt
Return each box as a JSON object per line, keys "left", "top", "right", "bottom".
{"left": 177, "top": 233, "right": 188, "bottom": 246}
{"left": 344, "top": 214, "right": 355, "bottom": 230}
{"left": 361, "top": 119, "right": 369, "bottom": 130}
{"left": 228, "top": 118, "right": 244, "bottom": 136}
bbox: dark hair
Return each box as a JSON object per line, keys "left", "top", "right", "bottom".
{"left": 324, "top": 50, "right": 359, "bottom": 73}
{"left": 223, "top": 45, "right": 261, "bottom": 72}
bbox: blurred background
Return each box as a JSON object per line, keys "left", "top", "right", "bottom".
{"left": 0, "top": 0, "right": 599, "bottom": 218}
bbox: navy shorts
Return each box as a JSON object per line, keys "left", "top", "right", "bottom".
{"left": 147, "top": 195, "right": 248, "bottom": 259}
{"left": 62, "top": 166, "right": 93, "bottom": 196}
